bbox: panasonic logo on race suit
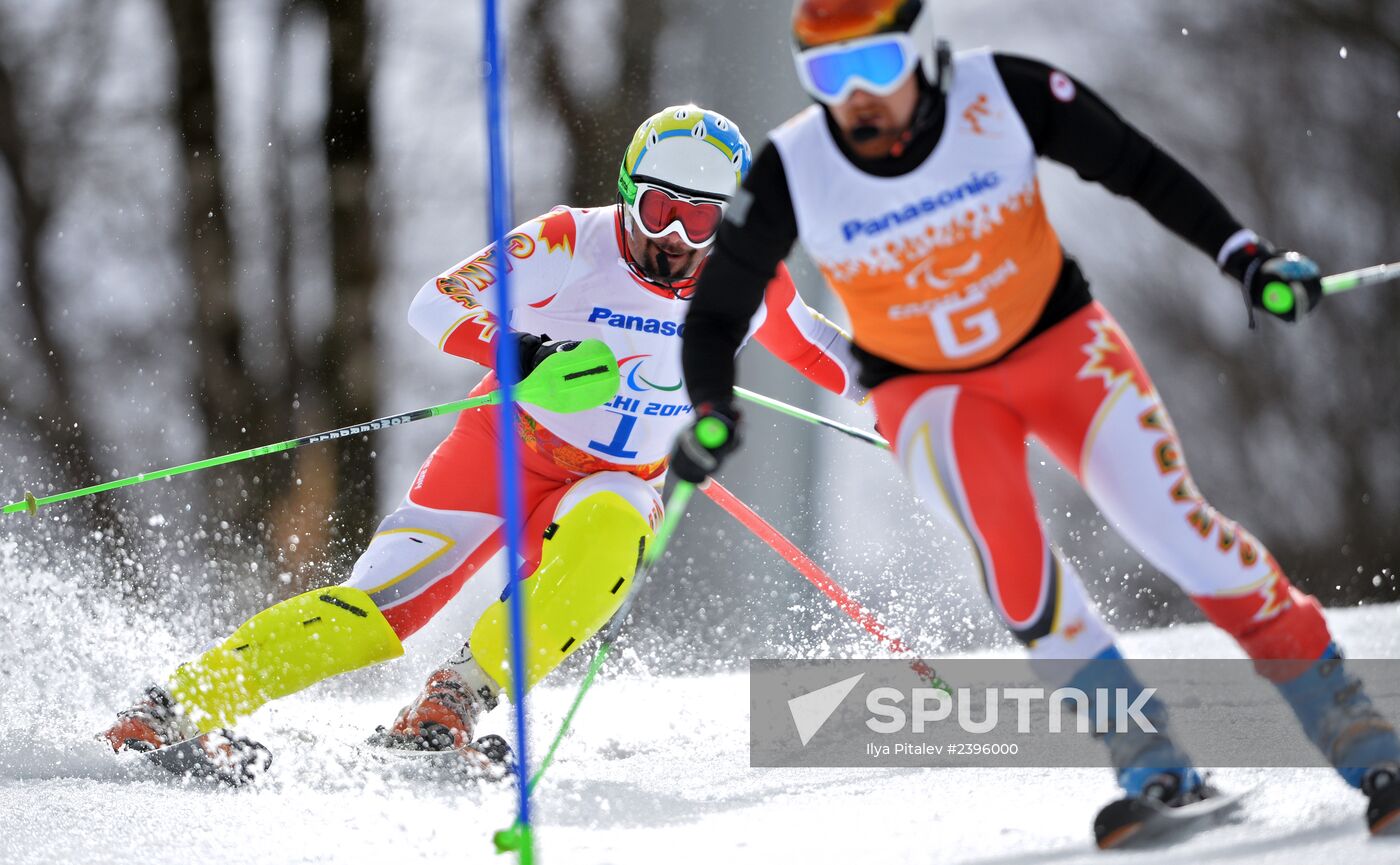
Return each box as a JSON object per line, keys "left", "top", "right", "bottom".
{"left": 588, "top": 307, "right": 684, "bottom": 337}
{"left": 841, "top": 172, "right": 1002, "bottom": 243}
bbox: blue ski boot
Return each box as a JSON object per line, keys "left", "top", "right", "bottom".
{"left": 1274, "top": 644, "right": 1400, "bottom": 835}
{"left": 1067, "top": 647, "right": 1224, "bottom": 849}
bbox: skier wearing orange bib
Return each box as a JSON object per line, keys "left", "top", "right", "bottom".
{"left": 671, "top": 0, "right": 1400, "bottom": 844}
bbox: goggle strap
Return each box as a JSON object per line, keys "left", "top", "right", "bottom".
{"left": 618, "top": 166, "right": 639, "bottom": 205}
{"left": 631, "top": 176, "right": 730, "bottom": 205}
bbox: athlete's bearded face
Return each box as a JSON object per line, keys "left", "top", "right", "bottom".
{"left": 828, "top": 72, "right": 920, "bottom": 160}
{"left": 625, "top": 220, "right": 707, "bottom": 284}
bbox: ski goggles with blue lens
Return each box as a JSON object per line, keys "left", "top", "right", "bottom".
{"left": 794, "top": 33, "right": 921, "bottom": 105}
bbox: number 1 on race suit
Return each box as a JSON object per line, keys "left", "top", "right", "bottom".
{"left": 587, "top": 410, "right": 640, "bottom": 460}
{"left": 930, "top": 293, "right": 1002, "bottom": 360}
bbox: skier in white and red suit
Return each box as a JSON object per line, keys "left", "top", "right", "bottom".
{"left": 102, "top": 105, "right": 866, "bottom": 760}
{"left": 670, "top": 0, "right": 1400, "bottom": 844}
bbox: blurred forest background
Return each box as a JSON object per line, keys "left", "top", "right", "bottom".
{"left": 0, "top": 0, "right": 1396, "bottom": 666}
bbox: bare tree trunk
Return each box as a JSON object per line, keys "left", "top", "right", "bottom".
{"left": 312, "top": 0, "right": 379, "bottom": 551}
{"left": 258, "top": 1, "right": 327, "bottom": 582}
{"left": 162, "top": 0, "right": 246, "bottom": 446}
{"left": 525, "top": 0, "right": 664, "bottom": 204}
{"left": 0, "top": 46, "right": 128, "bottom": 557}
{"left": 161, "top": 0, "right": 296, "bottom": 555}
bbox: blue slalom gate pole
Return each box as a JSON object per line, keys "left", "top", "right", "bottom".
{"left": 481, "top": 0, "right": 534, "bottom": 859}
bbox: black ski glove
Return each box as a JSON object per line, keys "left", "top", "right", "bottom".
{"left": 1222, "top": 239, "right": 1323, "bottom": 326}
{"left": 669, "top": 405, "right": 742, "bottom": 484}
{"left": 510, "top": 332, "right": 582, "bottom": 377}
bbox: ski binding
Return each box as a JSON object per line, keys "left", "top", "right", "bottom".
{"left": 139, "top": 729, "right": 272, "bottom": 787}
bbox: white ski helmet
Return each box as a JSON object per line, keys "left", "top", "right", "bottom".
{"left": 617, "top": 104, "right": 752, "bottom": 206}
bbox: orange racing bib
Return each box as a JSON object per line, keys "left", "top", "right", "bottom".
{"left": 771, "top": 49, "right": 1064, "bottom": 371}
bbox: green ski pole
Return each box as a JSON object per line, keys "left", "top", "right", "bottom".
{"left": 1262, "top": 260, "right": 1400, "bottom": 316}
{"left": 5, "top": 339, "right": 620, "bottom": 516}
{"left": 1322, "top": 260, "right": 1400, "bottom": 296}
{"left": 3, "top": 393, "right": 500, "bottom": 517}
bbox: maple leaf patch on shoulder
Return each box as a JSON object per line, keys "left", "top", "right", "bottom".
{"left": 537, "top": 207, "right": 578, "bottom": 257}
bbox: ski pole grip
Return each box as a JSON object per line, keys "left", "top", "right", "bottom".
{"left": 695, "top": 416, "right": 729, "bottom": 449}
{"left": 1262, "top": 281, "right": 1296, "bottom": 316}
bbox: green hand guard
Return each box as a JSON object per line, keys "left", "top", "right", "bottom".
{"left": 515, "top": 338, "right": 619, "bottom": 414}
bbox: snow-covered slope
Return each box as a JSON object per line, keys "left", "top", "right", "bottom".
{"left": 1, "top": 545, "right": 1397, "bottom": 864}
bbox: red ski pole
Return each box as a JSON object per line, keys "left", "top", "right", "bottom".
{"left": 701, "top": 480, "right": 948, "bottom": 690}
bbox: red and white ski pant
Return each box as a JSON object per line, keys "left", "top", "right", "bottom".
{"left": 342, "top": 401, "right": 663, "bottom": 642}
{"left": 871, "top": 302, "right": 1331, "bottom": 666}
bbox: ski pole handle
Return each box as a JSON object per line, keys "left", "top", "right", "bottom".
{"left": 695, "top": 416, "right": 730, "bottom": 450}
{"left": 1261, "top": 282, "right": 1300, "bottom": 316}
{"left": 1263, "top": 260, "right": 1400, "bottom": 317}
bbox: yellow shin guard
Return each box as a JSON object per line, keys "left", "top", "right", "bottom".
{"left": 470, "top": 490, "right": 652, "bottom": 697}
{"left": 168, "top": 586, "right": 404, "bottom": 732}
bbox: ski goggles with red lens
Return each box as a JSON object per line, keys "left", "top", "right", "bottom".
{"left": 794, "top": 33, "right": 920, "bottom": 105}
{"left": 629, "top": 182, "right": 727, "bottom": 249}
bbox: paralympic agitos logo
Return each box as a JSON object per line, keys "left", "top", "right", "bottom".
{"left": 618, "top": 354, "right": 682, "bottom": 393}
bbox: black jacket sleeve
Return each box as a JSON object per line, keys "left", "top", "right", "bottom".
{"left": 995, "top": 53, "right": 1244, "bottom": 260}
{"left": 681, "top": 141, "right": 799, "bottom": 413}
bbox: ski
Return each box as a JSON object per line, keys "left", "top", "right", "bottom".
{"left": 360, "top": 730, "right": 516, "bottom": 783}
{"left": 140, "top": 730, "right": 273, "bottom": 787}
{"left": 1094, "top": 785, "right": 1251, "bottom": 850}
{"left": 1365, "top": 766, "right": 1400, "bottom": 836}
